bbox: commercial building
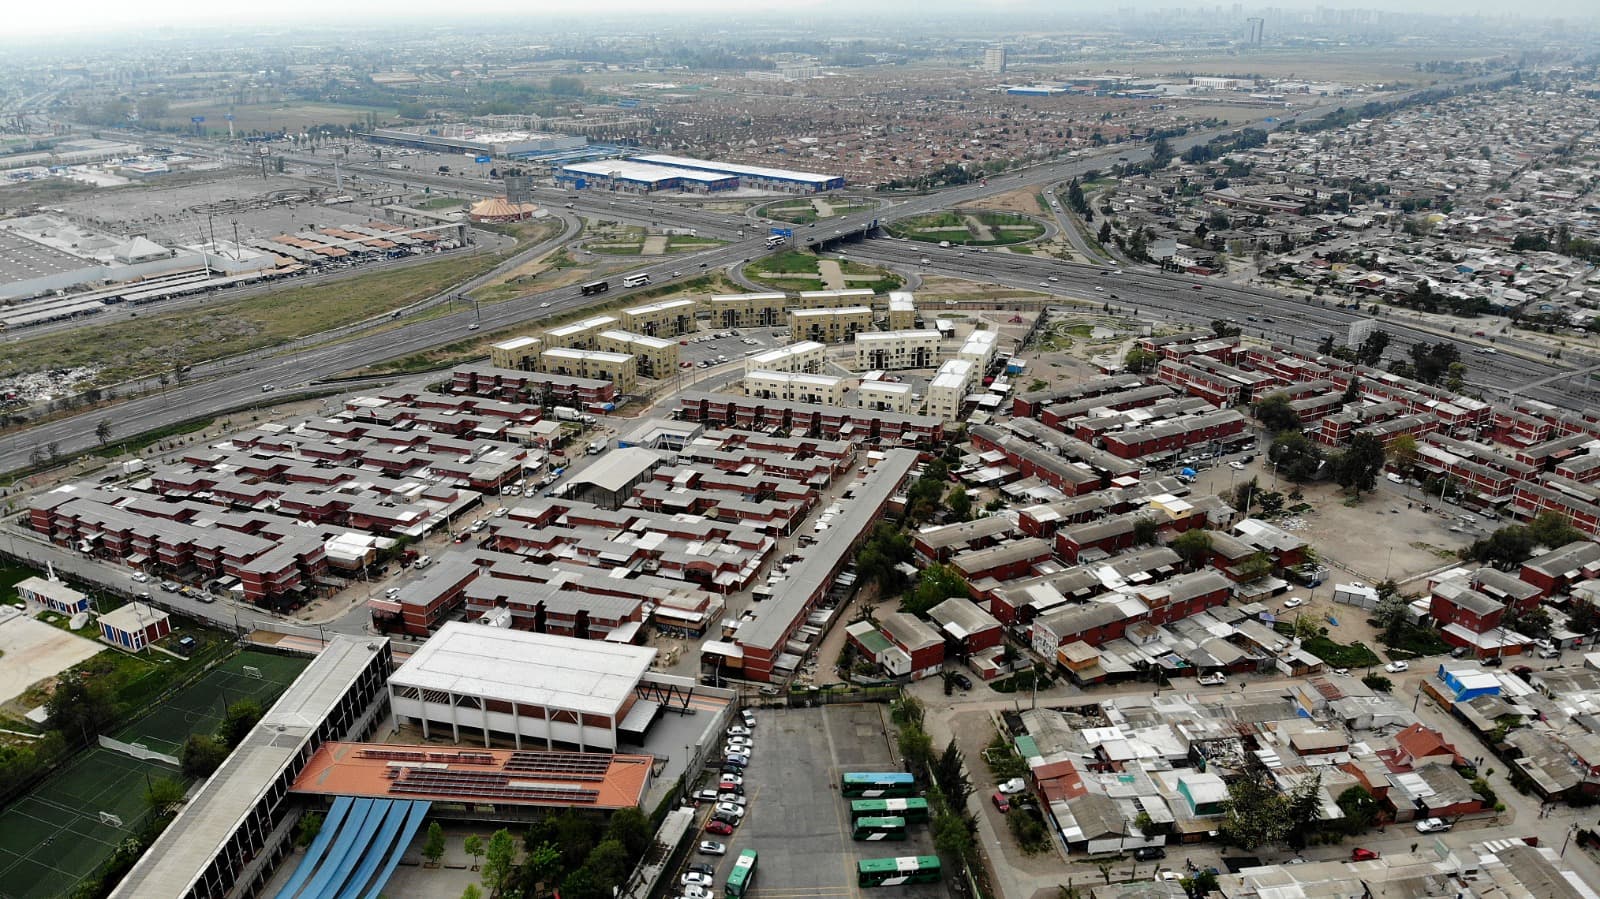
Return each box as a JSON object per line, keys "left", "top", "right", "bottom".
{"left": 746, "top": 340, "right": 825, "bottom": 375}
{"left": 540, "top": 348, "right": 639, "bottom": 395}
{"left": 598, "top": 330, "right": 677, "bottom": 379}
{"left": 620, "top": 298, "right": 697, "bottom": 338}
{"left": 886, "top": 292, "right": 919, "bottom": 330}
{"left": 789, "top": 306, "right": 873, "bottom": 344}
{"left": 855, "top": 330, "right": 941, "bottom": 371}
{"left": 371, "top": 125, "right": 585, "bottom": 158}
{"left": 110, "top": 637, "right": 392, "bottom": 899}
{"left": 389, "top": 623, "right": 657, "bottom": 751}
{"left": 630, "top": 154, "right": 845, "bottom": 193}
{"left": 745, "top": 371, "right": 849, "bottom": 406}
{"left": 557, "top": 159, "right": 739, "bottom": 193}
{"left": 490, "top": 336, "right": 542, "bottom": 371}
{"left": 983, "top": 47, "right": 1008, "bottom": 74}
{"left": 710, "top": 292, "right": 787, "bottom": 329}
{"left": 927, "top": 359, "right": 978, "bottom": 420}
{"left": 545, "top": 315, "right": 621, "bottom": 350}
{"left": 858, "top": 380, "right": 914, "bottom": 414}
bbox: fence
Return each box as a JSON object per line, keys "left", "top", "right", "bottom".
{"left": 786, "top": 683, "right": 901, "bottom": 708}
{"left": 97, "top": 734, "right": 180, "bottom": 768}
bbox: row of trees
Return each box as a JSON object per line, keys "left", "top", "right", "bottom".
{"left": 181, "top": 699, "right": 264, "bottom": 778}
{"left": 1461, "top": 510, "right": 1587, "bottom": 570}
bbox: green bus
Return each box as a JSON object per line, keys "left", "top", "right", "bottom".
{"left": 848, "top": 798, "right": 930, "bottom": 823}
{"left": 726, "top": 849, "right": 758, "bottom": 898}
{"left": 852, "top": 816, "right": 908, "bottom": 841}
{"left": 857, "top": 856, "right": 941, "bottom": 887}
{"left": 840, "top": 772, "right": 917, "bottom": 798}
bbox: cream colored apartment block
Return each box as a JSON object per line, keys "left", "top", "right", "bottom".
{"left": 709, "top": 293, "right": 787, "bottom": 330}
{"left": 745, "top": 370, "right": 849, "bottom": 406}
{"left": 788, "top": 306, "right": 873, "bottom": 344}
{"left": 490, "top": 335, "right": 542, "bottom": 371}
{"left": 956, "top": 328, "right": 1000, "bottom": 370}
{"left": 854, "top": 329, "right": 941, "bottom": 371}
{"left": 597, "top": 330, "right": 678, "bottom": 379}
{"left": 794, "top": 288, "right": 876, "bottom": 310}
{"left": 619, "top": 298, "right": 697, "bottom": 337}
{"left": 540, "top": 347, "right": 639, "bottom": 394}
{"left": 857, "top": 380, "right": 914, "bottom": 414}
{"left": 926, "top": 358, "right": 976, "bottom": 421}
{"left": 886, "top": 292, "right": 919, "bottom": 330}
{"left": 746, "top": 340, "right": 826, "bottom": 374}
{"left": 544, "top": 314, "right": 620, "bottom": 350}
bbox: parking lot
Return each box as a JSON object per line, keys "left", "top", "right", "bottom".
{"left": 677, "top": 327, "right": 787, "bottom": 368}
{"left": 687, "top": 704, "right": 948, "bottom": 899}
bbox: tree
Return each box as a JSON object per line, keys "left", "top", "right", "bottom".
{"left": 1528, "top": 510, "right": 1585, "bottom": 549}
{"left": 584, "top": 838, "right": 630, "bottom": 886}
{"left": 1097, "top": 221, "right": 1113, "bottom": 244}
{"left": 181, "top": 733, "right": 229, "bottom": 778}
{"left": 1218, "top": 765, "right": 1289, "bottom": 849}
{"left": 95, "top": 419, "right": 113, "bottom": 446}
{"left": 482, "top": 828, "right": 518, "bottom": 898}
{"left": 1270, "top": 431, "right": 1325, "bottom": 482}
{"left": 1374, "top": 587, "right": 1411, "bottom": 646}
{"left": 1317, "top": 334, "right": 1336, "bottom": 355}
{"left": 1238, "top": 552, "right": 1273, "bottom": 583}
{"left": 1123, "top": 346, "right": 1158, "bottom": 374}
{"left": 520, "top": 840, "right": 562, "bottom": 899}
{"left": 947, "top": 487, "right": 972, "bottom": 522}
{"left": 1336, "top": 433, "right": 1387, "bottom": 496}
{"left": 1171, "top": 529, "right": 1214, "bottom": 569}
{"left": 933, "top": 811, "right": 975, "bottom": 860}
{"left": 1389, "top": 433, "right": 1419, "bottom": 474}
{"left": 1357, "top": 330, "right": 1390, "bottom": 366}
{"left": 897, "top": 726, "right": 934, "bottom": 779}
{"left": 902, "top": 564, "right": 969, "bottom": 616}
{"left": 465, "top": 834, "right": 484, "bottom": 871}
{"left": 220, "top": 699, "right": 263, "bottom": 748}
{"left": 44, "top": 675, "right": 115, "bottom": 745}
{"left": 1133, "top": 516, "right": 1160, "bottom": 546}
{"left": 295, "top": 811, "right": 324, "bottom": 848}
{"left": 1254, "top": 393, "right": 1301, "bottom": 434}
{"left": 933, "top": 739, "right": 973, "bottom": 810}
{"left": 548, "top": 76, "right": 586, "bottom": 95}
{"left": 424, "top": 821, "right": 447, "bottom": 867}
{"left": 1211, "top": 318, "right": 1241, "bottom": 338}
{"left": 603, "top": 806, "right": 651, "bottom": 860}
{"left": 462, "top": 886, "right": 485, "bottom": 899}
{"left": 1150, "top": 136, "right": 1175, "bottom": 168}
{"left": 144, "top": 776, "right": 186, "bottom": 810}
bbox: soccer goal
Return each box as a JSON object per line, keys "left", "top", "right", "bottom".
{"left": 242, "top": 665, "right": 263, "bottom": 679}
{"left": 98, "top": 812, "right": 124, "bottom": 828}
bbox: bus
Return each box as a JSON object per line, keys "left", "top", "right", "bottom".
{"left": 841, "top": 772, "right": 917, "bottom": 798}
{"left": 848, "top": 798, "right": 930, "bottom": 823}
{"left": 852, "top": 816, "right": 908, "bottom": 841}
{"left": 622, "top": 273, "right": 652, "bottom": 288}
{"left": 857, "top": 856, "right": 941, "bottom": 887}
{"left": 765, "top": 234, "right": 786, "bottom": 249}
{"left": 580, "top": 280, "right": 609, "bottom": 297}
{"left": 726, "top": 849, "right": 758, "bottom": 898}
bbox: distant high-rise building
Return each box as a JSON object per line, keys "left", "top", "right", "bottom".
{"left": 982, "top": 47, "right": 1008, "bottom": 74}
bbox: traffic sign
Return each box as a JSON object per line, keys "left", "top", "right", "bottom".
{"left": 475, "top": 155, "right": 492, "bottom": 164}
{"left": 770, "top": 227, "right": 793, "bottom": 238}
{"left": 191, "top": 116, "right": 205, "bottom": 124}
{"left": 224, "top": 114, "right": 234, "bottom": 121}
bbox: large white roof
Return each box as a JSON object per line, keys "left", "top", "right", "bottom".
{"left": 391, "top": 622, "right": 656, "bottom": 717}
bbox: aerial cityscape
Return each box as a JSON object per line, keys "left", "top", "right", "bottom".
{"left": 3, "top": 5, "right": 1600, "bottom": 899}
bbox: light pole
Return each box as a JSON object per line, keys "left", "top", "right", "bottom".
{"left": 1562, "top": 822, "right": 1579, "bottom": 857}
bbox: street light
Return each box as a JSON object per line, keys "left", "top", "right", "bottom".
{"left": 1562, "top": 822, "right": 1579, "bottom": 857}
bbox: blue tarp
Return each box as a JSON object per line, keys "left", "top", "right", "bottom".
{"left": 330, "top": 801, "right": 410, "bottom": 899}
{"left": 359, "top": 801, "right": 431, "bottom": 899}
{"left": 274, "top": 796, "right": 357, "bottom": 899}
{"left": 301, "top": 798, "right": 392, "bottom": 899}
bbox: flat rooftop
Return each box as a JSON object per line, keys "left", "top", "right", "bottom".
{"left": 562, "top": 159, "right": 736, "bottom": 185}
{"left": 391, "top": 623, "right": 656, "bottom": 717}
{"left": 632, "top": 154, "right": 840, "bottom": 185}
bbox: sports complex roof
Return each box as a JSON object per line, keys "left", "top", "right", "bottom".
{"left": 632, "top": 154, "right": 840, "bottom": 187}
{"left": 560, "top": 159, "right": 738, "bottom": 186}
{"left": 390, "top": 622, "right": 656, "bottom": 718}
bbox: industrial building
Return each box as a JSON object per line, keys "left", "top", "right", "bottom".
{"left": 744, "top": 371, "right": 850, "bottom": 406}
{"left": 370, "top": 125, "right": 585, "bottom": 159}
{"left": 745, "top": 340, "right": 825, "bottom": 374}
{"left": 710, "top": 292, "right": 787, "bottom": 329}
{"left": 540, "top": 347, "right": 639, "bottom": 395}
{"left": 557, "top": 160, "right": 739, "bottom": 193}
{"left": 789, "top": 306, "right": 873, "bottom": 344}
{"left": 620, "top": 298, "right": 697, "bottom": 337}
{"left": 629, "top": 154, "right": 844, "bottom": 193}
{"left": 598, "top": 330, "right": 677, "bottom": 379}
{"left": 389, "top": 623, "right": 659, "bottom": 751}
{"left": 855, "top": 329, "right": 941, "bottom": 371}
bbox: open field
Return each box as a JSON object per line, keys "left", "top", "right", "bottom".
{"left": 757, "top": 196, "right": 878, "bottom": 224}
{"left": 887, "top": 210, "right": 1044, "bottom": 246}
{"left": 958, "top": 186, "right": 1046, "bottom": 216}
{"left": 0, "top": 611, "right": 104, "bottom": 706}
{"left": 156, "top": 100, "right": 396, "bottom": 135}
{"left": 742, "top": 251, "right": 900, "bottom": 293}
{"left": 0, "top": 250, "right": 511, "bottom": 385}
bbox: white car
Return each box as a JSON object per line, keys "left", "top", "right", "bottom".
{"left": 682, "top": 886, "right": 714, "bottom": 899}
{"left": 1229, "top": 460, "right": 1245, "bottom": 471}
{"left": 539, "top": 302, "right": 551, "bottom": 308}
{"left": 384, "top": 587, "right": 402, "bottom": 598}
{"left": 1385, "top": 660, "right": 1410, "bottom": 673}
{"left": 740, "top": 710, "right": 756, "bottom": 727}
{"left": 717, "top": 774, "right": 744, "bottom": 787}
{"left": 717, "top": 793, "right": 747, "bottom": 807}
{"left": 1283, "top": 597, "right": 1305, "bottom": 609}
{"left": 131, "top": 572, "right": 150, "bottom": 583}
{"left": 1198, "top": 673, "right": 1228, "bottom": 686}
{"left": 726, "top": 734, "right": 752, "bottom": 747}
{"left": 998, "top": 777, "right": 1027, "bottom": 795}
{"left": 682, "top": 872, "right": 715, "bottom": 888}
{"left": 713, "top": 802, "right": 745, "bottom": 819}
{"left": 727, "top": 726, "right": 751, "bottom": 737}
{"left": 1415, "top": 817, "right": 1452, "bottom": 833}
{"left": 698, "top": 841, "right": 727, "bottom": 856}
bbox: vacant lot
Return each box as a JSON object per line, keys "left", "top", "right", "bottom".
{"left": 889, "top": 210, "right": 1044, "bottom": 246}
{"left": 157, "top": 100, "right": 396, "bottom": 135}
{"left": 1115, "top": 48, "right": 1491, "bottom": 84}
{"left": 0, "top": 610, "right": 104, "bottom": 706}
{"left": 759, "top": 196, "right": 878, "bottom": 224}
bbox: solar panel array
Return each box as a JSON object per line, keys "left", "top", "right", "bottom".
{"left": 357, "top": 748, "right": 496, "bottom": 765}
{"left": 503, "top": 751, "right": 612, "bottom": 781}
{"left": 388, "top": 768, "right": 600, "bottom": 804}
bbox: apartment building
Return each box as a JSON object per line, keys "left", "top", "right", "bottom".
{"left": 789, "top": 306, "right": 873, "bottom": 344}
{"left": 886, "top": 291, "right": 918, "bottom": 330}
{"left": 597, "top": 330, "right": 677, "bottom": 379}
{"left": 927, "top": 358, "right": 977, "bottom": 421}
{"left": 489, "top": 335, "right": 542, "bottom": 371}
{"left": 858, "top": 380, "right": 914, "bottom": 414}
{"left": 745, "top": 370, "right": 849, "bottom": 406}
{"left": 854, "top": 329, "right": 940, "bottom": 371}
{"left": 710, "top": 292, "right": 786, "bottom": 329}
{"left": 539, "top": 348, "right": 639, "bottom": 394}
{"left": 793, "top": 288, "right": 875, "bottom": 310}
{"left": 544, "top": 314, "right": 621, "bottom": 350}
{"left": 745, "top": 340, "right": 825, "bottom": 374}
{"left": 451, "top": 365, "right": 619, "bottom": 408}
{"left": 619, "top": 298, "right": 697, "bottom": 337}
{"left": 957, "top": 329, "right": 1000, "bottom": 370}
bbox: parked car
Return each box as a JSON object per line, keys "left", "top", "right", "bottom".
{"left": 688, "top": 863, "right": 716, "bottom": 878}
{"left": 1198, "top": 673, "right": 1228, "bottom": 686}
{"left": 714, "top": 802, "right": 745, "bottom": 819}
{"left": 727, "top": 726, "right": 751, "bottom": 737}
{"left": 952, "top": 672, "right": 973, "bottom": 690}
{"left": 717, "top": 782, "right": 744, "bottom": 796}
{"left": 740, "top": 710, "right": 757, "bottom": 728}
{"left": 722, "top": 754, "right": 748, "bottom": 769}
{"left": 698, "top": 841, "right": 727, "bottom": 856}
{"left": 998, "top": 778, "right": 1027, "bottom": 795}
{"left": 705, "top": 820, "right": 734, "bottom": 836}
{"left": 711, "top": 812, "right": 741, "bottom": 828}
{"left": 1282, "top": 597, "right": 1304, "bottom": 609}
{"left": 682, "top": 872, "right": 715, "bottom": 888}
{"left": 682, "top": 885, "right": 714, "bottom": 899}
{"left": 693, "top": 789, "right": 721, "bottom": 803}
{"left": 1351, "top": 848, "right": 1380, "bottom": 861}
{"left": 717, "top": 793, "right": 747, "bottom": 807}
{"left": 1133, "top": 847, "right": 1167, "bottom": 861}
{"left": 1415, "top": 818, "right": 1452, "bottom": 834}
{"left": 718, "top": 773, "right": 744, "bottom": 787}
{"left": 1384, "top": 661, "right": 1409, "bottom": 673}
{"left": 130, "top": 572, "right": 150, "bottom": 583}
{"left": 991, "top": 792, "right": 1011, "bottom": 813}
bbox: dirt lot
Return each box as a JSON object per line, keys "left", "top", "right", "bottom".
{"left": 0, "top": 609, "right": 105, "bottom": 706}
{"left": 960, "top": 185, "right": 1046, "bottom": 216}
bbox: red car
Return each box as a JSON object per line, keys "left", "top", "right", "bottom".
{"left": 705, "top": 820, "right": 735, "bottom": 836}
{"left": 991, "top": 792, "right": 1010, "bottom": 813}
{"left": 1350, "top": 848, "right": 1379, "bottom": 861}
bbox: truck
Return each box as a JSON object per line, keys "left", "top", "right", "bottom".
{"left": 553, "top": 407, "right": 583, "bottom": 422}
{"left": 588, "top": 438, "right": 607, "bottom": 455}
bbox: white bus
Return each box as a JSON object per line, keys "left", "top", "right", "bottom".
{"left": 765, "top": 235, "right": 786, "bottom": 249}
{"left": 622, "top": 273, "right": 652, "bottom": 288}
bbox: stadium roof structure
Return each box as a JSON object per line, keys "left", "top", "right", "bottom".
{"left": 632, "top": 154, "right": 841, "bottom": 187}
{"left": 390, "top": 622, "right": 656, "bottom": 718}
{"left": 561, "top": 159, "right": 737, "bottom": 186}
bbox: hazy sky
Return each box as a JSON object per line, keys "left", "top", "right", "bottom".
{"left": 3, "top": 0, "right": 1592, "bottom": 39}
